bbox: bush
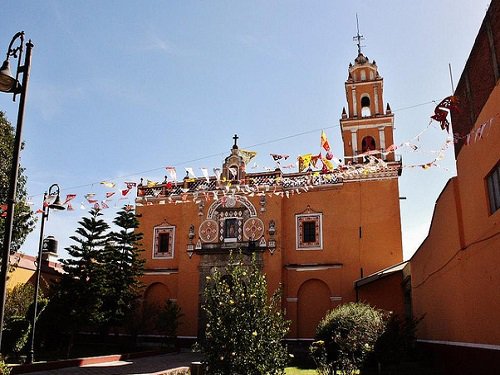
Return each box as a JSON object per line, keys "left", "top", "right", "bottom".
{"left": 199, "top": 252, "right": 290, "bottom": 375}
{"left": 0, "top": 359, "right": 10, "bottom": 375}
{"left": 310, "top": 302, "right": 387, "bottom": 375}
{"left": 2, "top": 317, "right": 30, "bottom": 356}
{"left": 156, "top": 300, "right": 183, "bottom": 349}
{"left": 372, "top": 314, "right": 423, "bottom": 367}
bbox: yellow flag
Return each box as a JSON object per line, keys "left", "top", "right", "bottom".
{"left": 298, "top": 153, "right": 312, "bottom": 171}
{"left": 100, "top": 181, "right": 115, "bottom": 188}
{"left": 321, "top": 157, "right": 334, "bottom": 172}
{"left": 239, "top": 149, "right": 257, "bottom": 164}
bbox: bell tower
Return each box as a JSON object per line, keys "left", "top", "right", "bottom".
{"left": 340, "top": 22, "right": 395, "bottom": 163}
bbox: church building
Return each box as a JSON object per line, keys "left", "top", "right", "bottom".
{"left": 135, "top": 48, "right": 404, "bottom": 339}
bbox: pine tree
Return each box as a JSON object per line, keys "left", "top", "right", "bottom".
{"left": 100, "top": 206, "right": 145, "bottom": 330}
{"left": 0, "top": 111, "right": 36, "bottom": 253}
{"left": 200, "top": 253, "right": 290, "bottom": 375}
{"left": 56, "top": 208, "right": 110, "bottom": 330}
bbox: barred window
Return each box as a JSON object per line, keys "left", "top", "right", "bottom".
{"left": 487, "top": 162, "right": 500, "bottom": 214}
{"left": 153, "top": 226, "right": 175, "bottom": 259}
{"left": 296, "top": 213, "right": 323, "bottom": 250}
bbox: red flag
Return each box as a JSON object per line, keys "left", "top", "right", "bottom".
{"left": 431, "top": 96, "right": 459, "bottom": 133}
{"left": 125, "top": 182, "right": 137, "bottom": 189}
{"left": 311, "top": 153, "right": 322, "bottom": 168}
{"left": 63, "top": 194, "right": 77, "bottom": 205}
{"left": 321, "top": 130, "right": 331, "bottom": 152}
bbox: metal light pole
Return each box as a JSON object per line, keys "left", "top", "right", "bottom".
{"left": 0, "top": 31, "right": 34, "bottom": 353}
{"left": 27, "top": 184, "right": 65, "bottom": 364}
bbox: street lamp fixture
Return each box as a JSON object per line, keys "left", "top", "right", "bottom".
{"left": 0, "top": 31, "right": 34, "bottom": 354}
{"left": 27, "top": 184, "right": 65, "bottom": 364}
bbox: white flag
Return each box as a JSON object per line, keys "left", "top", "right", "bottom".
{"left": 201, "top": 168, "right": 210, "bottom": 182}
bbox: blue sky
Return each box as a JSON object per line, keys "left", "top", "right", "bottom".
{"left": 1, "top": 1, "right": 488, "bottom": 260}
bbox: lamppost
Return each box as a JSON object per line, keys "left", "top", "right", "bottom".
{"left": 27, "top": 184, "right": 65, "bottom": 364}
{"left": 0, "top": 31, "right": 34, "bottom": 353}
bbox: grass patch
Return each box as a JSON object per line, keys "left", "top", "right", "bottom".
{"left": 285, "top": 367, "right": 317, "bottom": 375}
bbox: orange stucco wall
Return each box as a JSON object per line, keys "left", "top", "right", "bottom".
{"left": 6, "top": 253, "right": 63, "bottom": 296}
{"left": 136, "top": 175, "right": 403, "bottom": 339}
{"left": 357, "top": 272, "right": 406, "bottom": 318}
{"left": 410, "top": 84, "right": 500, "bottom": 346}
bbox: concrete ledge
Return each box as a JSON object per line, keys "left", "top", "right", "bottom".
{"left": 152, "top": 367, "right": 190, "bottom": 375}
{"left": 10, "top": 350, "right": 165, "bottom": 374}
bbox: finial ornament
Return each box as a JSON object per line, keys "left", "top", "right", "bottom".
{"left": 232, "top": 134, "right": 239, "bottom": 149}
{"left": 353, "top": 13, "right": 365, "bottom": 55}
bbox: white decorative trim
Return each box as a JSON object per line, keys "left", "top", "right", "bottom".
{"left": 345, "top": 79, "right": 382, "bottom": 88}
{"left": 417, "top": 339, "right": 500, "bottom": 351}
{"left": 296, "top": 212, "right": 323, "bottom": 250}
{"left": 287, "top": 297, "right": 298, "bottom": 303}
{"left": 207, "top": 195, "right": 257, "bottom": 219}
{"left": 286, "top": 264, "right": 342, "bottom": 271}
{"left": 143, "top": 270, "right": 178, "bottom": 275}
{"left": 351, "top": 86, "right": 357, "bottom": 115}
{"left": 378, "top": 126, "right": 386, "bottom": 150}
{"left": 351, "top": 130, "right": 358, "bottom": 155}
{"left": 343, "top": 121, "right": 393, "bottom": 130}
{"left": 330, "top": 296, "right": 342, "bottom": 302}
{"left": 153, "top": 226, "right": 175, "bottom": 259}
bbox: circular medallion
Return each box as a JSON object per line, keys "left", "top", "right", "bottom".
{"left": 199, "top": 219, "right": 218, "bottom": 243}
{"left": 226, "top": 196, "right": 236, "bottom": 207}
{"left": 243, "top": 218, "right": 264, "bottom": 241}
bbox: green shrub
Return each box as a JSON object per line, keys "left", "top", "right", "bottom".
{"left": 156, "top": 300, "right": 183, "bottom": 349}
{"left": 310, "top": 302, "right": 387, "bottom": 375}
{"left": 2, "top": 317, "right": 30, "bottom": 355}
{"left": 199, "top": 253, "right": 290, "bottom": 375}
{"left": 372, "top": 314, "right": 423, "bottom": 366}
{"left": 0, "top": 359, "right": 10, "bottom": 375}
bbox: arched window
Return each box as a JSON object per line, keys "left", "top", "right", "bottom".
{"left": 362, "top": 136, "right": 376, "bottom": 153}
{"left": 360, "top": 70, "right": 366, "bottom": 81}
{"left": 361, "top": 96, "right": 371, "bottom": 117}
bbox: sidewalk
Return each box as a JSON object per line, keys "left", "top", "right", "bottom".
{"left": 12, "top": 350, "right": 201, "bottom": 375}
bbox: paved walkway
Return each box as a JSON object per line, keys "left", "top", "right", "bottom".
{"left": 18, "top": 351, "right": 201, "bottom": 375}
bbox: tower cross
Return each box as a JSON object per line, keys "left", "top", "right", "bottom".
{"left": 233, "top": 134, "right": 239, "bottom": 148}
{"left": 353, "top": 13, "right": 365, "bottom": 55}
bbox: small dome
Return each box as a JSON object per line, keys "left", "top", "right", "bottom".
{"left": 354, "top": 53, "right": 368, "bottom": 64}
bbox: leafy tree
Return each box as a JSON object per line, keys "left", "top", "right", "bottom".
{"left": 156, "top": 300, "right": 183, "bottom": 338}
{"left": 155, "top": 299, "right": 183, "bottom": 349}
{"left": 199, "top": 253, "right": 290, "bottom": 375}
{"left": 4, "top": 283, "right": 35, "bottom": 321}
{"left": 2, "top": 284, "right": 47, "bottom": 358}
{"left": 2, "top": 284, "right": 35, "bottom": 357}
{"left": 0, "top": 111, "right": 36, "bottom": 253}
{"left": 310, "top": 302, "right": 387, "bottom": 375}
{"left": 55, "top": 208, "right": 110, "bottom": 333}
{"left": 100, "top": 206, "right": 145, "bottom": 330}
{"left": 372, "top": 314, "right": 423, "bottom": 368}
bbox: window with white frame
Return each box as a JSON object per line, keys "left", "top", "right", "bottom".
{"left": 153, "top": 226, "right": 175, "bottom": 258}
{"left": 486, "top": 162, "right": 500, "bottom": 214}
{"left": 296, "top": 212, "right": 323, "bottom": 250}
